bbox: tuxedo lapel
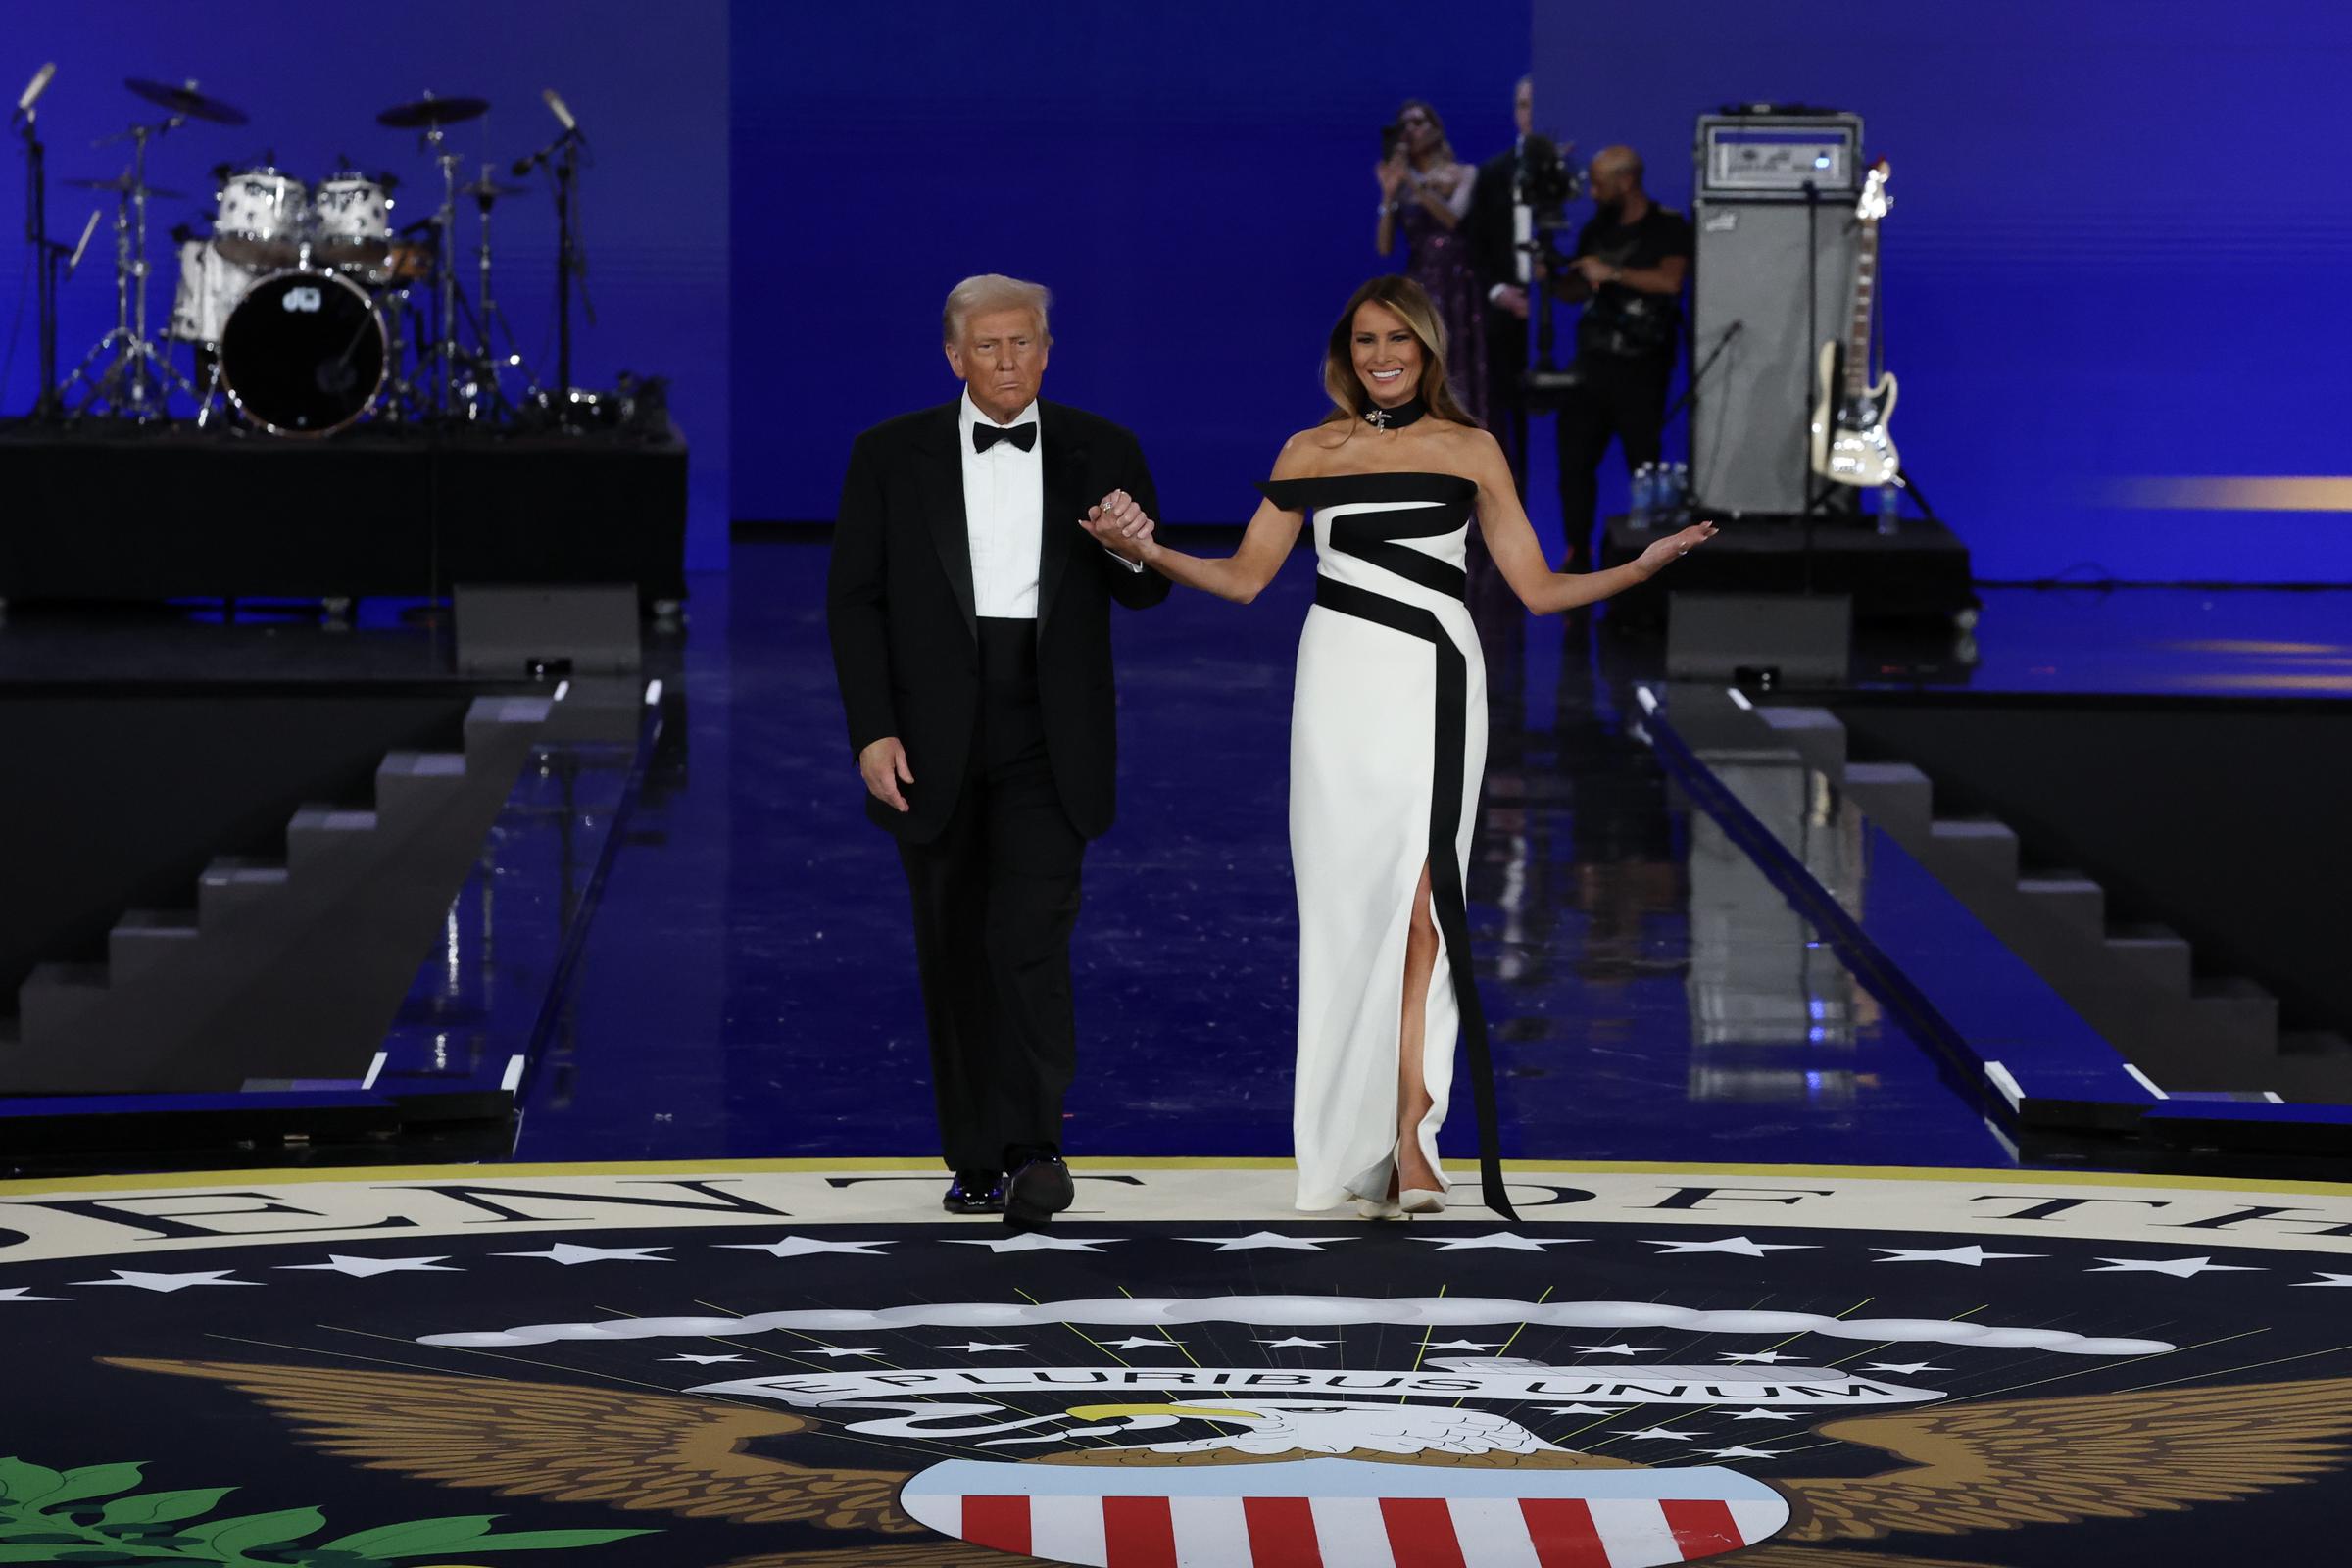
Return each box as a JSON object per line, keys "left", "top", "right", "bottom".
{"left": 1035, "top": 404, "right": 1086, "bottom": 637}
{"left": 911, "top": 404, "right": 977, "bottom": 641}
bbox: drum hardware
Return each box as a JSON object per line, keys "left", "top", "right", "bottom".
{"left": 453, "top": 168, "right": 543, "bottom": 421}
{"left": 217, "top": 266, "right": 388, "bottom": 437}
{"left": 57, "top": 80, "right": 235, "bottom": 419}
{"left": 375, "top": 91, "right": 489, "bottom": 416}
{"left": 12, "top": 59, "right": 75, "bottom": 421}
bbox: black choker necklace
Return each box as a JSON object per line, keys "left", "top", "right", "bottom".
{"left": 1363, "top": 393, "right": 1427, "bottom": 431}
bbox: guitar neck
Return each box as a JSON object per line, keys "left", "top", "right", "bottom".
{"left": 1842, "top": 218, "right": 1879, "bottom": 399}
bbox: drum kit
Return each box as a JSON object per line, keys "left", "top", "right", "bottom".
{"left": 29, "top": 74, "right": 589, "bottom": 437}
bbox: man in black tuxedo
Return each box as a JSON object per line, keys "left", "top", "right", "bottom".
{"left": 827, "top": 273, "right": 1169, "bottom": 1227}
{"left": 1466, "top": 75, "right": 1537, "bottom": 492}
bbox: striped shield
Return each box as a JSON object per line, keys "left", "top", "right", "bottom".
{"left": 899, "top": 1456, "right": 1789, "bottom": 1567}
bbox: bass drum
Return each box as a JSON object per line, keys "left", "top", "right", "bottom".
{"left": 219, "top": 269, "right": 386, "bottom": 437}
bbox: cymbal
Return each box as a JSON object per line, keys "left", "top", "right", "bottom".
{"left": 460, "top": 177, "right": 530, "bottom": 201}
{"left": 375, "top": 93, "right": 489, "bottom": 129}
{"left": 68, "top": 173, "right": 188, "bottom": 199}
{"left": 124, "top": 77, "right": 250, "bottom": 125}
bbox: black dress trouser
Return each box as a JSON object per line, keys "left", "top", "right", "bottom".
{"left": 1554, "top": 352, "right": 1674, "bottom": 564}
{"left": 896, "top": 616, "right": 1085, "bottom": 1175}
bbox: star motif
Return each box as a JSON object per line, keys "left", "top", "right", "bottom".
{"left": 1177, "top": 1232, "right": 1354, "bottom": 1251}
{"left": 793, "top": 1346, "right": 884, "bottom": 1359}
{"left": 73, "top": 1270, "right": 257, "bottom": 1294}
{"left": 946, "top": 1234, "right": 1121, "bottom": 1254}
{"left": 1725, "top": 1408, "right": 1802, "bottom": 1421}
{"left": 494, "top": 1243, "right": 670, "bottom": 1265}
{"left": 662, "top": 1353, "right": 750, "bottom": 1365}
{"left": 1699, "top": 1445, "right": 1787, "bottom": 1461}
{"left": 276, "top": 1254, "right": 460, "bottom": 1278}
{"left": 2087, "top": 1256, "right": 2263, "bottom": 1279}
{"left": 1872, "top": 1245, "right": 2044, "bottom": 1267}
{"left": 714, "top": 1236, "right": 896, "bottom": 1258}
{"left": 1610, "top": 1427, "right": 1701, "bottom": 1442}
{"left": 1568, "top": 1344, "right": 1660, "bottom": 1356}
{"left": 2293, "top": 1274, "right": 2352, "bottom": 1288}
{"left": 1255, "top": 1336, "right": 1337, "bottom": 1349}
{"left": 1102, "top": 1337, "right": 1187, "bottom": 1351}
{"left": 1861, "top": 1361, "right": 1947, "bottom": 1376}
{"left": 1422, "top": 1340, "right": 1501, "bottom": 1352}
{"left": 0, "top": 1287, "right": 69, "bottom": 1302}
{"left": 943, "top": 1341, "right": 1027, "bottom": 1353}
{"left": 1717, "top": 1350, "right": 1800, "bottom": 1364}
{"left": 1541, "top": 1404, "right": 1616, "bottom": 1416}
{"left": 1408, "top": 1232, "right": 1587, "bottom": 1252}
{"left": 1642, "top": 1236, "right": 1820, "bottom": 1257}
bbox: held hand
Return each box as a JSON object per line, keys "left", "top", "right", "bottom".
{"left": 1376, "top": 157, "right": 1407, "bottom": 197}
{"left": 1494, "top": 284, "right": 1529, "bottom": 320}
{"left": 1082, "top": 489, "right": 1156, "bottom": 562}
{"left": 1636, "top": 520, "right": 1718, "bottom": 578}
{"left": 858, "top": 736, "right": 913, "bottom": 813}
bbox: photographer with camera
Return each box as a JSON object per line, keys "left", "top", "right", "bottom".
{"left": 1375, "top": 99, "right": 1486, "bottom": 430}
{"left": 1547, "top": 146, "right": 1691, "bottom": 564}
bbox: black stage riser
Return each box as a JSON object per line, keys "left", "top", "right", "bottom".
{"left": 1598, "top": 514, "right": 1975, "bottom": 623}
{"left": 0, "top": 425, "right": 687, "bottom": 604}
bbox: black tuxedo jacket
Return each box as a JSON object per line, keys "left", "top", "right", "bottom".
{"left": 827, "top": 398, "right": 1170, "bottom": 845}
{"left": 1467, "top": 145, "right": 1522, "bottom": 291}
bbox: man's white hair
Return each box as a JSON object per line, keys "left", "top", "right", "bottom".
{"left": 943, "top": 273, "right": 1053, "bottom": 345}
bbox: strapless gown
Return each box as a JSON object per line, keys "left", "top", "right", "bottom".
{"left": 1255, "top": 469, "right": 1510, "bottom": 1216}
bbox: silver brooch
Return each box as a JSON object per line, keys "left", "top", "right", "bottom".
{"left": 1365, "top": 408, "right": 1393, "bottom": 428}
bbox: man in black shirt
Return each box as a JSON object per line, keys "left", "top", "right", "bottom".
{"left": 1550, "top": 146, "right": 1691, "bottom": 561}
{"left": 1466, "top": 75, "right": 1536, "bottom": 487}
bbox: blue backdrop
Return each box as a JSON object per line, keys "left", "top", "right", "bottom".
{"left": 0, "top": 1, "right": 731, "bottom": 566}
{"left": 1533, "top": 0, "right": 2352, "bottom": 584}
{"left": 732, "top": 1, "right": 1538, "bottom": 533}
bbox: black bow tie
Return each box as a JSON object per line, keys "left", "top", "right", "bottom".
{"left": 972, "top": 421, "right": 1037, "bottom": 455}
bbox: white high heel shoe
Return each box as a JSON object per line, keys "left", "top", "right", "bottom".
{"left": 1353, "top": 1196, "right": 1404, "bottom": 1220}
{"left": 1399, "top": 1188, "right": 1446, "bottom": 1215}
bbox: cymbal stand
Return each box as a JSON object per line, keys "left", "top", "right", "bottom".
{"left": 464, "top": 167, "right": 543, "bottom": 420}
{"left": 424, "top": 122, "right": 463, "bottom": 416}
{"left": 60, "top": 116, "right": 195, "bottom": 418}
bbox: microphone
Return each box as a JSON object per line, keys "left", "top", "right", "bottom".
{"left": 543, "top": 88, "right": 578, "bottom": 135}
{"left": 15, "top": 61, "right": 55, "bottom": 119}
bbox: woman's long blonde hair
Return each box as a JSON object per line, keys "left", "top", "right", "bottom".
{"left": 1320, "top": 274, "right": 1479, "bottom": 431}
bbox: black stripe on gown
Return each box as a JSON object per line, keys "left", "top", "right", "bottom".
{"left": 1257, "top": 471, "right": 1516, "bottom": 1221}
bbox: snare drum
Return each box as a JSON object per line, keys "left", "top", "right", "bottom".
{"left": 219, "top": 268, "right": 387, "bottom": 437}
{"left": 312, "top": 173, "right": 391, "bottom": 269}
{"left": 213, "top": 168, "right": 310, "bottom": 270}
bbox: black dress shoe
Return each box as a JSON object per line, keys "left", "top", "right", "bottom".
{"left": 1004, "top": 1154, "right": 1075, "bottom": 1228}
{"left": 943, "top": 1171, "right": 1004, "bottom": 1215}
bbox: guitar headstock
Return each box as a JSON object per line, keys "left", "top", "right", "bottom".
{"left": 1855, "top": 158, "right": 1893, "bottom": 222}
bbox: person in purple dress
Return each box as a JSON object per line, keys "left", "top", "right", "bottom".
{"left": 1376, "top": 99, "right": 1487, "bottom": 431}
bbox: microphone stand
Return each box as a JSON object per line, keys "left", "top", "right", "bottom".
{"left": 1662, "top": 319, "right": 1740, "bottom": 429}
{"left": 16, "top": 98, "right": 63, "bottom": 419}
{"left": 514, "top": 124, "right": 589, "bottom": 411}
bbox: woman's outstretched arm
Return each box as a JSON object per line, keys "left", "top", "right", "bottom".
{"left": 1464, "top": 429, "right": 1715, "bottom": 615}
{"left": 1080, "top": 432, "right": 1318, "bottom": 605}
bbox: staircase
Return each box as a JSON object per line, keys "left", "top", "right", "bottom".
{"left": 1757, "top": 705, "right": 2352, "bottom": 1101}
{"left": 0, "top": 696, "right": 550, "bottom": 1095}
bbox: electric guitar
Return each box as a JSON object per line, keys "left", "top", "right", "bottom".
{"left": 1810, "top": 159, "right": 1898, "bottom": 487}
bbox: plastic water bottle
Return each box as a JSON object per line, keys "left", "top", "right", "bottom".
{"left": 1629, "top": 463, "right": 1654, "bottom": 530}
{"left": 1876, "top": 482, "right": 1901, "bottom": 536}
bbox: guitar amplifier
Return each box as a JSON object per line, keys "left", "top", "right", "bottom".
{"left": 1696, "top": 110, "right": 1864, "bottom": 199}
{"left": 1690, "top": 110, "right": 1866, "bottom": 516}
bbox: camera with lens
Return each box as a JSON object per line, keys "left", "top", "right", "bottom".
{"left": 1516, "top": 133, "right": 1582, "bottom": 228}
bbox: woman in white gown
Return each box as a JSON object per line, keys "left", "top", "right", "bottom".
{"left": 1085, "top": 276, "right": 1712, "bottom": 1217}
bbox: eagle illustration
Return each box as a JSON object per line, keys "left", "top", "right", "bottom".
{"left": 103, "top": 1358, "right": 2352, "bottom": 1568}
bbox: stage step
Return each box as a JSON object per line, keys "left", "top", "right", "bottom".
{"left": 1840, "top": 761, "right": 1932, "bottom": 836}
{"left": 2276, "top": 1031, "right": 2352, "bottom": 1102}
{"left": 1756, "top": 706, "right": 1846, "bottom": 778}
{"left": 0, "top": 695, "right": 550, "bottom": 1095}
{"left": 2017, "top": 875, "right": 2106, "bottom": 940}
{"left": 1924, "top": 817, "right": 2021, "bottom": 888}
{"left": 2104, "top": 924, "right": 2193, "bottom": 997}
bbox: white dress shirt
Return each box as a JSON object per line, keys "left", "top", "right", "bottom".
{"left": 958, "top": 390, "right": 1045, "bottom": 619}
{"left": 956, "top": 389, "right": 1145, "bottom": 613}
